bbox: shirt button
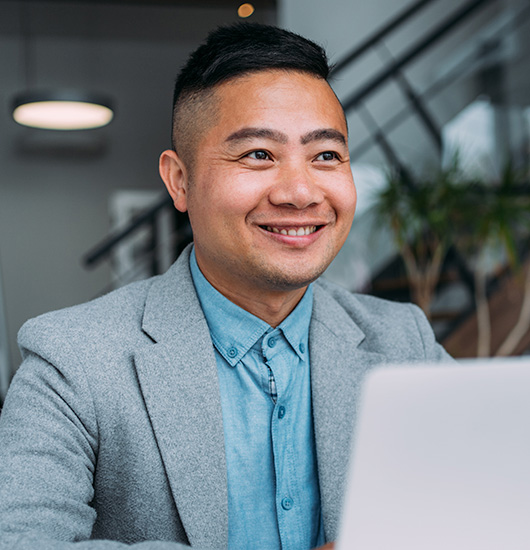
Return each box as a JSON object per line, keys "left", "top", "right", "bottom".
{"left": 278, "top": 405, "right": 286, "bottom": 419}
{"left": 299, "top": 342, "right": 306, "bottom": 353}
{"left": 281, "top": 497, "right": 293, "bottom": 510}
{"left": 227, "top": 347, "right": 237, "bottom": 358}
{"left": 268, "top": 337, "right": 276, "bottom": 348}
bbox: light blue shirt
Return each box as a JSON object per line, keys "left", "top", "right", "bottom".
{"left": 190, "top": 249, "right": 324, "bottom": 550}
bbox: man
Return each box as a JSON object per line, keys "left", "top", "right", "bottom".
{"left": 0, "top": 23, "right": 450, "bottom": 550}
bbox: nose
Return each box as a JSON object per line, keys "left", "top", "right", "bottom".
{"left": 268, "top": 163, "right": 325, "bottom": 209}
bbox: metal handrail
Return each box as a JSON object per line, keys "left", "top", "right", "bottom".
{"left": 341, "top": 0, "right": 496, "bottom": 113}
{"left": 330, "top": 0, "right": 438, "bottom": 76}
{"left": 82, "top": 194, "right": 172, "bottom": 268}
{"left": 350, "top": 1, "right": 530, "bottom": 160}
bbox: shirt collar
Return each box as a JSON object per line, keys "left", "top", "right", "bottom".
{"left": 189, "top": 247, "right": 313, "bottom": 366}
{"left": 277, "top": 282, "right": 313, "bottom": 362}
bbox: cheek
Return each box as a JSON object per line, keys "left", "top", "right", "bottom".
{"left": 188, "top": 172, "right": 256, "bottom": 229}
{"left": 325, "top": 175, "right": 356, "bottom": 216}
{"left": 347, "top": 185, "right": 357, "bottom": 214}
{"left": 213, "top": 172, "right": 270, "bottom": 215}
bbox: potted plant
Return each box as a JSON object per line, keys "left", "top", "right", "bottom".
{"left": 374, "top": 163, "right": 461, "bottom": 319}
{"left": 375, "top": 159, "right": 530, "bottom": 356}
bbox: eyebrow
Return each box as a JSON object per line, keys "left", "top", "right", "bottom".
{"left": 225, "top": 127, "right": 347, "bottom": 147}
{"left": 225, "top": 128, "right": 288, "bottom": 144}
{"left": 300, "top": 128, "right": 346, "bottom": 145}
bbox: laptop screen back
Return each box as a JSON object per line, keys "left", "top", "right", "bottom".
{"left": 337, "top": 359, "right": 530, "bottom": 550}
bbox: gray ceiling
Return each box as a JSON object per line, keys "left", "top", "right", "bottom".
{"left": 0, "top": 0, "right": 277, "bottom": 41}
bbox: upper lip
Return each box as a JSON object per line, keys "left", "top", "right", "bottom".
{"left": 257, "top": 221, "right": 328, "bottom": 228}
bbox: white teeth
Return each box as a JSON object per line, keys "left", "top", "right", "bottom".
{"left": 265, "top": 225, "right": 318, "bottom": 235}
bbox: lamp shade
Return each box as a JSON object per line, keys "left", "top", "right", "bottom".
{"left": 12, "top": 91, "right": 114, "bottom": 130}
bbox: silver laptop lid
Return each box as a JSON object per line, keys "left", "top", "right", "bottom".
{"left": 337, "top": 359, "right": 530, "bottom": 550}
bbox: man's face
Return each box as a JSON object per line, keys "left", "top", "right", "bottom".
{"left": 174, "top": 70, "right": 356, "bottom": 299}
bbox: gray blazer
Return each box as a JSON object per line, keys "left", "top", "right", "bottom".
{"left": 0, "top": 247, "right": 450, "bottom": 550}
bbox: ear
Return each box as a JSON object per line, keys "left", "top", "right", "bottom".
{"left": 159, "top": 149, "right": 189, "bottom": 212}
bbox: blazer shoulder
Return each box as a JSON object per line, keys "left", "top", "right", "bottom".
{"left": 315, "top": 278, "right": 451, "bottom": 362}
{"left": 316, "top": 277, "right": 420, "bottom": 320}
{"left": 18, "top": 276, "right": 159, "bottom": 363}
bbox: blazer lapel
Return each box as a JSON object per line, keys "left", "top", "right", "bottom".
{"left": 134, "top": 249, "right": 228, "bottom": 549}
{"left": 310, "top": 284, "right": 387, "bottom": 542}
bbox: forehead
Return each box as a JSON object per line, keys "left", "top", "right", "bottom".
{"left": 205, "top": 70, "right": 347, "bottom": 141}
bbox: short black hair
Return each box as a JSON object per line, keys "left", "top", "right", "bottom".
{"left": 173, "top": 23, "right": 330, "bottom": 107}
{"left": 171, "top": 23, "right": 332, "bottom": 156}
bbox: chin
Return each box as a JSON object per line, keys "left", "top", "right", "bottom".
{"left": 254, "top": 264, "right": 328, "bottom": 292}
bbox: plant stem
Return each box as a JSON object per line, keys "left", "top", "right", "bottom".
{"left": 495, "top": 264, "right": 530, "bottom": 356}
{"left": 474, "top": 268, "right": 491, "bottom": 357}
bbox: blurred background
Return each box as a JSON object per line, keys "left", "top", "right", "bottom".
{"left": 1, "top": 0, "right": 529, "bottom": 401}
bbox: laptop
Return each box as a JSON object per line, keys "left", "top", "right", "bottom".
{"left": 336, "top": 358, "right": 530, "bottom": 550}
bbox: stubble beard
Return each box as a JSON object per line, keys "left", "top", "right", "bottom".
{"left": 238, "top": 246, "right": 336, "bottom": 293}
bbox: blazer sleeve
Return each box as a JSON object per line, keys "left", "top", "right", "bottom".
{"left": 0, "top": 339, "right": 192, "bottom": 550}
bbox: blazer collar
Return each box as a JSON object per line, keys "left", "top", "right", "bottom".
{"left": 310, "top": 282, "right": 386, "bottom": 541}
{"left": 141, "top": 245, "right": 206, "bottom": 344}
{"left": 135, "top": 245, "right": 229, "bottom": 549}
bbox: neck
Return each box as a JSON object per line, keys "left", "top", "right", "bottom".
{"left": 193, "top": 251, "right": 310, "bottom": 326}
{"left": 197, "top": 271, "right": 306, "bottom": 328}
{"left": 210, "top": 281, "right": 307, "bottom": 327}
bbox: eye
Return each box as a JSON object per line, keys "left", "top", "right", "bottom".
{"left": 246, "top": 150, "right": 271, "bottom": 161}
{"left": 315, "top": 151, "right": 339, "bottom": 161}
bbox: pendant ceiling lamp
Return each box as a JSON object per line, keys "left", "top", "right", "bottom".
{"left": 12, "top": 91, "right": 114, "bottom": 130}
{"left": 12, "top": 3, "right": 114, "bottom": 131}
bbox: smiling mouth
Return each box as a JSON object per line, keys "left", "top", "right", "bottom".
{"left": 261, "top": 225, "right": 319, "bottom": 236}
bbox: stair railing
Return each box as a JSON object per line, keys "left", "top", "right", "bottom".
{"left": 331, "top": 0, "right": 498, "bottom": 175}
